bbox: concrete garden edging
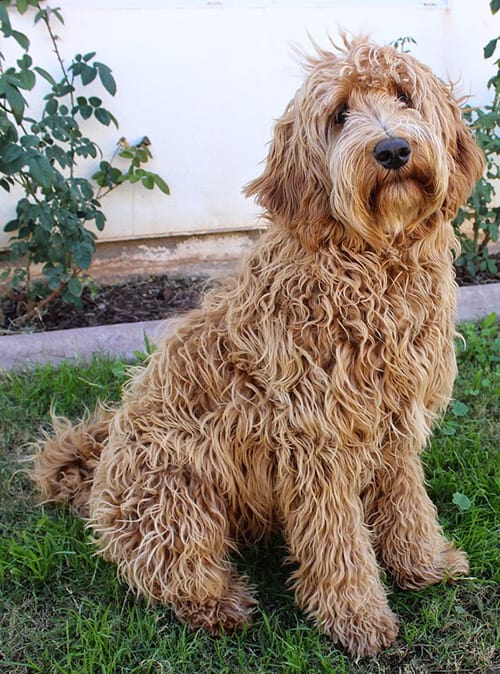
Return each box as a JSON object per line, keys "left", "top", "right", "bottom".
{"left": 1, "top": 282, "right": 499, "bottom": 370}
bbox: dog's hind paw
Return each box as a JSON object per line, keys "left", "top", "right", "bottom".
{"left": 439, "top": 546, "right": 470, "bottom": 581}
{"left": 394, "top": 544, "right": 470, "bottom": 590}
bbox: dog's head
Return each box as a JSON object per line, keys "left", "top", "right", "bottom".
{"left": 245, "top": 37, "right": 485, "bottom": 252}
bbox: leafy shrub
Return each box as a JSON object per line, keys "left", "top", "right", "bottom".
{"left": 0, "top": 0, "right": 169, "bottom": 324}
{"left": 453, "top": 0, "right": 499, "bottom": 279}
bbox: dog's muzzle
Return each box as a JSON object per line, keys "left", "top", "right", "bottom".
{"left": 374, "top": 137, "right": 411, "bottom": 170}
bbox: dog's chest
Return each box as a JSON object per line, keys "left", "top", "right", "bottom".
{"left": 286, "top": 263, "right": 455, "bottom": 431}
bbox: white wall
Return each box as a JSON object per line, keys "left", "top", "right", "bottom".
{"left": 1, "top": 0, "right": 498, "bottom": 248}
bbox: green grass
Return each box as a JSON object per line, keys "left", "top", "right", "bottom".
{"left": 0, "top": 317, "right": 499, "bottom": 674}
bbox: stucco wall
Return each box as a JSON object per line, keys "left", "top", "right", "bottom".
{"left": 0, "top": 0, "right": 498, "bottom": 249}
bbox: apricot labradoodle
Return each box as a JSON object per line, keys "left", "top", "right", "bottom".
{"left": 33, "top": 37, "right": 483, "bottom": 658}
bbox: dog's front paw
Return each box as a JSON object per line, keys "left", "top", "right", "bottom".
{"left": 328, "top": 605, "right": 399, "bottom": 659}
{"left": 395, "top": 544, "right": 469, "bottom": 590}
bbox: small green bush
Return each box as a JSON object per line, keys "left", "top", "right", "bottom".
{"left": 0, "top": 0, "right": 169, "bottom": 324}
{"left": 453, "top": 0, "right": 499, "bottom": 279}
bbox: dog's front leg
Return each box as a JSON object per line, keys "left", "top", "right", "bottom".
{"left": 366, "top": 450, "right": 469, "bottom": 589}
{"left": 276, "top": 456, "right": 399, "bottom": 658}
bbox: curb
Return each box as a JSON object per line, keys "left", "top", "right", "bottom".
{"left": 1, "top": 283, "right": 499, "bottom": 371}
{"left": 455, "top": 282, "right": 500, "bottom": 322}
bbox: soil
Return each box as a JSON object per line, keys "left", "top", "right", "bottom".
{"left": 1, "top": 275, "right": 211, "bottom": 334}
{"left": 1, "top": 252, "right": 499, "bottom": 334}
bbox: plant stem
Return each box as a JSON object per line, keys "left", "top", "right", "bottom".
{"left": 12, "top": 278, "right": 69, "bottom": 327}
{"left": 36, "top": 3, "right": 77, "bottom": 178}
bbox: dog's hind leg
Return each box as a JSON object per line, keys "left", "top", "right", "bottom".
{"left": 276, "top": 454, "right": 399, "bottom": 658}
{"left": 32, "top": 407, "right": 112, "bottom": 518}
{"left": 90, "top": 446, "right": 256, "bottom": 634}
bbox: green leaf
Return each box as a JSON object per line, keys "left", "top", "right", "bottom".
{"left": 39, "top": 207, "right": 53, "bottom": 231}
{"left": 95, "top": 63, "right": 117, "bottom": 96}
{"left": 135, "top": 148, "right": 150, "bottom": 163}
{"left": 85, "top": 142, "right": 97, "bottom": 159}
{"left": 2, "top": 143, "right": 24, "bottom": 162}
{"left": 91, "top": 170, "right": 107, "bottom": 188}
{"left": 3, "top": 83, "right": 26, "bottom": 123}
{"left": 153, "top": 174, "right": 170, "bottom": 195}
{"left": 17, "top": 53, "right": 33, "bottom": 70}
{"left": 44, "top": 97, "right": 58, "bottom": 115}
{"left": 71, "top": 244, "right": 93, "bottom": 270}
{"left": 4, "top": 219, "right": 20, "bottom": 232}
{"left": 17, "top": 67, "right": 36, "bottom": 91}
{"left": 50, "top": 7, "right": 64, "bottom": 25}
{"left": 33, "top": 8, "right": 45, "bottom": 24}
{"left": 0, "top": 157, "right": 26, "bottom": 177}
{"left": 94, "top": 211, "right": 106, "bottom": 231}
{"left": 45, "top": 144, "right": 70, "bottom": 169}
{"left": 441, "top": 422, "right": 456, "bottom": 436}
{"left": 34, "top": 66, "right": 57, "bottom": 87}
{"left": 28, "top": 154, "right": 55, "bottom": 189}
{"left": 16, "top": 0, "right": 30, "bottom": 14}
{"left": 11, "top": 29, "right": 30, "bottom": 50}
{"left": 80, "top": 64, "right": 97, "bottom": 86}
{"left": 70, "top": 61, "right": 84, "bottom": 76}
{"left": 94, "top": 108, "right": 111, "bottom": 126}
{"left": 52, "top": 82, "right": 74, "bottom": 98}
{"left": 482, "top": 312, "right": 498, "bottom": 329}
{"left": 0, "top": 177, "right": 14, "bottom": 191}
{"left": 67, "top": 276, "right": 83, "bottom": 297}
{"left": 73, "top": 178, "right": 94, "bottom": 200}
{"left": 451, "top": 400, "right": 469, "bottom": 417}
{"left": 452, "top": 492, "right": 472, "bottom": 512}
{"left": 20, "top": 134, "right": 39, "bottom": 148}
{"left": 141, "top": 174, "right": 155, "bottom": 190}
{"left": 0, "top": 6, "right": 12, "bottom": 30}
{"left": 79, "top": 104, "right": 93, "bottom": 120}
{"left": 490, "top": 0, "right": 499, "bottom": 14}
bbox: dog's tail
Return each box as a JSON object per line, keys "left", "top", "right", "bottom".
{"left": 32, "top": 406, "right": 112, "bottom": 518}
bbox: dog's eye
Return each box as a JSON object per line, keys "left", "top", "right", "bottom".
{"left": 333, "top": 105, "right": 349, "bottom": 125}
{"left": 397, "top": 92, "right": 412, "bottom": 108}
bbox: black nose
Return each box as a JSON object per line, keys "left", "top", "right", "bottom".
{"left": 374, "top": 137, "right": 411, "bottom": 170}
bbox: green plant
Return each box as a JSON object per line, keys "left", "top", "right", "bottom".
{"left": 390, "top": 36, "right": 416, "bottom": 53}
{"left": 0, "top": 0, "right": 169, "bottom": 324}
{"left": 453, "top": 0, "right": 499, "bottom": 279}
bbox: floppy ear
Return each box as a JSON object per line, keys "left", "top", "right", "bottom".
{"left": 244, "top": 101, "right": 334, "bottom": 252}
{"left": 442, "top": 111, "right": 485, "bottom": 219}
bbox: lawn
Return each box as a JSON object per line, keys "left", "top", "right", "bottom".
{"left": 0, "top": 316, "right": 498, "bottom": 674}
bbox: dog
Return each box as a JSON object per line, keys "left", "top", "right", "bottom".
{"left": 33, "top": 36, "right": 484, "bottom": 658}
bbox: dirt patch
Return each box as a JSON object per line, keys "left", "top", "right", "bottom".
{"left": 1, "top": 274, "right": 211, "bottom": 334}
{"left": 1, "top": 253, "right": 499, "bottom": 334}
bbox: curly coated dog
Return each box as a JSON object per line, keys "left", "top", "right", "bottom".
{"left": 33, "top": 36, "right": 484, "bottom": 658}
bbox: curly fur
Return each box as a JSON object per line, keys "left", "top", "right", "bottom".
{"left": 32, "top": 36, "right": 484, "bottom": 658}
